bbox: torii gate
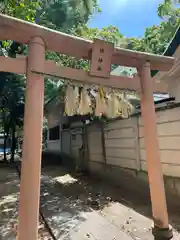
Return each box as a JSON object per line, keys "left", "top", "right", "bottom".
{"left": 0, "top": 14, "right": 174, "bottom": 240}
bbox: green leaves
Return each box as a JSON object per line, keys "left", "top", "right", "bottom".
{"left": 0, "top": 0, "right": 179, "bottom": 110}
{"left": 36, "top": 0, "right": 98, "bottom": 31}
{"left": 74, "top": 25, "right": 124, "bottom": 47}
{"left": 157, "top": 0, "right": 180, "bottom": 28}
{"left": 158, "top": 0, "right": 180, "bottom": 18}
{"left": 158, "top": 1, "right": 173, "bottom": 18}
{"left": 0, "top": 0, "right": 40, "bottom": 22}
{"left": 0, "top": 0, "right": 100, "bottom": 104}
{"left": 0, "top": 72, "right": 25, "bottom": 136}
{"left": 155, "top": 0, "right": 180, "bottom": 55}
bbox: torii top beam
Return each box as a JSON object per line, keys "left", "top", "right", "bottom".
{"left": 0, "top": 14, "right": 175, "bottom": 72}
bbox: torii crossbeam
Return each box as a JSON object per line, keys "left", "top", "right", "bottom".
{"left": 0, "top": 14, "right": 174, "bottom": 240}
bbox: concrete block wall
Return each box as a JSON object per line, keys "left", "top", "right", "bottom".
{"left": 47, "top": 140, "right": 61, "bottom": 152}
{"left": 46, "top": 101, "right": 180, "bottom": 179}
{"left": 86, "top": 105, "right": 180, "bottom": 202}
{"left": 45, "top": 102, "right": 180, "bottom": 201}
{"left": 86, "top": 106, "right": 180, "bottom": 179}
{"left": 104, "top": 118, "right": 140, "bottom": 170}
{"left": 139, "top": 107, "right": 180, "bottom": 177}
{"left": 87, "top": 124, "right": 104, "bottom": 163}
{"left": 71, "top": 128, "right": 83, "bottom": 159}
{"left": 61, "top": 130, "right": 71, "bottom": 155}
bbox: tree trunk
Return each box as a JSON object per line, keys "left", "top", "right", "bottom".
{"left": 2, "top": 111, "right": 9, "bottom": 164}
{"left": 10, "top": 123, "right": 16, "bottom": 163}
{"left": 3, "top": 132, "right": 7, "bottom": 163}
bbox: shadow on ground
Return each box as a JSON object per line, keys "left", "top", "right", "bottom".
{"left": 40, "top": 165, "right": 180, "bottom": 240}
{"left": 0, "top": 165, "right": 20, "bottom": 240}
{"left": 0, "top": 159, "right": 180, "bottom": 240}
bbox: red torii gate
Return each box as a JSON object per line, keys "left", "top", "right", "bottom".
{"left": 0, "top": 14, "right": 174, "bottom": 240}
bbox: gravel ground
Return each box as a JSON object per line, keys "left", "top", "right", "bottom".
{"left": 40, "top": 166, "right": 180, "bottom": 240}
{"left": 0, "top": 165, "right": 50, "bottom": 240}
{"left": 0, "top": 164, "right": 180, "bottom": 239}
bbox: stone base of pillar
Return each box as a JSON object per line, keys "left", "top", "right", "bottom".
{"left": 152, "top": 224, "right": 173, "bottom": 240}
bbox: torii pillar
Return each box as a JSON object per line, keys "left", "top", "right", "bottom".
{"left": 17, "top": 36, "right": 45, "bottom": 240}
{"left": 138, "top": 62, "right": 173, "bottom": 240}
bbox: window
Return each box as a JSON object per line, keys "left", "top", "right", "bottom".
{"left": 49, "top": 126, "right": 60, "bottom": 140}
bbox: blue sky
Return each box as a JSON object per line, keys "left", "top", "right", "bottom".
{"left": 88, "top": 0, "right": 164, "bottom": 37}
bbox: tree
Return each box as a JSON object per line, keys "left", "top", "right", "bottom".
{"left": 122, "top": 1, "right": 179, "bottom": 55}
{"left": 0, "top": 0, "right": 102, "bottom": 159}
{"left": 127, "top": 18, "right": 179, "bottom": 55}
{"left": 0, "top": 0, "right": 179, "bottom": 141}
{"left": 158, "top": 0, "right": 180, "bottom": 21}
{"left": 127, "top": 22, "right": 177, "bottom": 55}
{"left": 0, "top": 0, "right": 39, "bottom": 21}
{"left": 0, "top": 0, "right": 100, "bottom": 103}
{"left": 74, "top": 25, "right": 126, "bottom": 46}
{"left": 0, "top": 72, "right": 25, "bottom": 163}
{"left": 38, "top": 0, "right": 99, "bottom": 32}
{"left": 0, "top": 0, "right": 99, "bottom": 31}
{"left": 157, "top": 0, "right": 180, "bottom": 53}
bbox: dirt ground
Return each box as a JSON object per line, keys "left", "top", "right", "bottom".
{"left": 0, "top": 164, "right": 180, "bottom": 240}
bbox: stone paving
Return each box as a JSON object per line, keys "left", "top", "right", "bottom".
{"left": 0, "top": 165, "right": 180, "bottom": 240}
